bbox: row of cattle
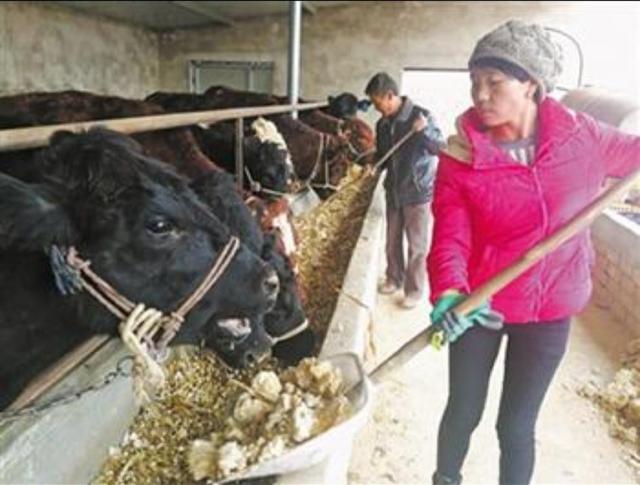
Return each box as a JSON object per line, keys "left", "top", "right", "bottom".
{"left": 0, "top": 86, "right": 375, "bottom": 410}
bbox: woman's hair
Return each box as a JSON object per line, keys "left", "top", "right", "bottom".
{"left": 470, "top": 56, "right": 542, "bottom": 101}
{"left": 469, "top": 57, "right": 532, "bottom": 84}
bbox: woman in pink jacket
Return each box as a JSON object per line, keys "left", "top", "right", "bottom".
{"left": 427, "top": 20, "right": 640, "bottom": 485}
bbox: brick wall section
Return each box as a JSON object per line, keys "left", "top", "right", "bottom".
{"left": 591, "top": 210, "right": 640, "bottom": 330}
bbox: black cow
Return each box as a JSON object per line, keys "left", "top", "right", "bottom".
{"left": 202, "top": 315, "right": 273, "bottom": 368}
{"left": 193, "top": 120, "right": 293, "bottom": 197}
{"left": 191, "top": 171, "right": 312, "bottom": 367}
{"left": 147, "top": 91, "right": 293, "bottom": 197}
{"left": 327, "top": 93, "right": 371, "bottom": 119}
{"left": 0, "top": 129, "right": 279, "bottom": 409}
{"left": 261, "top": 233, "right": 316, "bottom": 367}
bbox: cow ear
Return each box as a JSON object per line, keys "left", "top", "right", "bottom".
{"left": 357, "top": 99, "right": 372, "bottom": 111}
{"left": 44, "top": 129, "right": 141, "bottom": 200}
{"left": 0, "top": 173, "right": 76, "bottom": 251}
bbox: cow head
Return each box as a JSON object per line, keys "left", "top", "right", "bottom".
{"left": 190, "top": 173, "right": 307, "bottom": 367}
{"left": 205, "top": 234, "right": 310, "bottom": 370}
{"left": 341, "top": 118, "right": 376, "bottom": 166}
{"left": 327, "top": 93, "right": 372, "bottom": 119}
{"left": 244, "top": 137, "right": 292, "bottom": 196}
{"left": 0, "top": 128, "right": 279, "bottom": 344}
{"left": 246, "top": 117, "right": 294, "bottom": 196}
{"left": 202, "top": 317, "right": 273, "bottom": 368}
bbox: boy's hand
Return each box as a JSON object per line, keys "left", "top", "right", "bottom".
{"left": 413, "top": 114, "right": 427, "bottom": 132}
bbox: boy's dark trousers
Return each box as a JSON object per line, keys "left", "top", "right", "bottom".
{"left": 385, "top": 201, "right": 430, "bottom": 297}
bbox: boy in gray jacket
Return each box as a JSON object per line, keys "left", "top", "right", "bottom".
{"left": 365, "top": 72, "right": 444, "bottom": 308}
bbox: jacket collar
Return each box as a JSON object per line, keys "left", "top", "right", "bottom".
{"left": 442, "top": 97, "right": 579, "bottom": 168}
{"left": 394, "top": 96, "right": 414, "bottom": 123}
{"left": 380, "top": 96, "right": 414, "bottom": 127}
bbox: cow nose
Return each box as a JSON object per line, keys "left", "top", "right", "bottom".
{"left": 263, "top": 271, "right": 279, "bottom": 297}
{"left": 243, "top": 348, "right": 271, "bottom": 367}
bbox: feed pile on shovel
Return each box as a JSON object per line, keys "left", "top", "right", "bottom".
{"left": 94, "top": 353, "right": 351, "bottom": 484}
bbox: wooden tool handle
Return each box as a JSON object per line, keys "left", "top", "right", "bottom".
{"left": 368, "top": 167, "right": 640, "bottom": 386}
{"left": 454, "top": 167, "right": 640, "bottom": 316}
{"left": 373, "top": 127, "right": 418, "bottom": 171}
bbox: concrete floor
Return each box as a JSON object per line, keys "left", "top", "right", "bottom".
{"left": 348, "top": 257, "right": 638, "bottom": 484}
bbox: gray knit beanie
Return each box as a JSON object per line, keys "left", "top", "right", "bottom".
{"left": 468, "top": 20, "right": 563, "bottom": 97}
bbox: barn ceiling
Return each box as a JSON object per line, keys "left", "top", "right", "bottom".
{"left": 52, "top": 1, "right": 354, "bottom": 31}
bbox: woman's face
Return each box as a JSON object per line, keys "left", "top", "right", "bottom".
{"left": 470, "top": 67, "right": 537, "bottom": 128}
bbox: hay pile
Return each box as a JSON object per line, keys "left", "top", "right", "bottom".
{"left": 94, "top": 350, "right": 257, "bottom": 484}
{"left": 294, "top": 167, "right": 378, "bottom": 345}
{"left": 94, "top": 354, "right": 352, "bottom": 484}
{"left": 579, "top": 338, "right": 640, "bottom": 465}
{"left": 188, "top": 359, "right": 351, "bottom": 482}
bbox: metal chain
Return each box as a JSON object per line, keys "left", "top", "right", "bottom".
{"left": 0, "top": 356, "right": 135, "bottom": 424}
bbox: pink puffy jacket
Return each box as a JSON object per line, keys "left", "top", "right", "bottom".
{"left": 427, "top": 97, "right": 640, "bottom": 323}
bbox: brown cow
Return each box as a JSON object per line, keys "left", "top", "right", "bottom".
{"left": 0, "top": 90, "right": 218, "bottom": 180}
{"left": 203, "top": 85, "right": 280, "bottom": 108}
{"left": 200, "top": 86, "right": 352, "bottom": 191}
{"left": 342, "top": 117, "right": 376, "bottom": 165}
{"left": 299, "top": 109, "right": 344, "bottom": 136}
{"left": 274, "top": 94, "right": 375, "bottom": 166}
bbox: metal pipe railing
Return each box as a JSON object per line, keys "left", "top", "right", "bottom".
{"left": 0, "top": 101, "right": 327, "bottom": 152}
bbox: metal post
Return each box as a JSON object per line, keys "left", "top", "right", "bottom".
{"left": 287, "top": 0, "right": 302, "bottom": 119}
{"left": 235, "top": 118, "right": 244, "bottom": 191}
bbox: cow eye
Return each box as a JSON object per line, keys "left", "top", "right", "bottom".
{"left": 146, "top": 216, "right": 174, "bottom": 235}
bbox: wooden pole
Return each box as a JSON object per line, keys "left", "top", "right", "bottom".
{"left": 373, "top": 127, "right": 418, "bottom": 171}
{"left": 455, "top": 167, "right": 640, "bottom": 315}
{"left": 367, "top": 167, "right": 640, "bottom": 386}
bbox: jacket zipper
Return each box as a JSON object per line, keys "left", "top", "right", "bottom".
{"left": 530, "top": 164, "right": 548, "bottom": 320}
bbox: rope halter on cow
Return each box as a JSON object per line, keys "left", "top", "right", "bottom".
{"left": 267, "top": 318, "right": 310, "bottom": 346}
{"left": 243, "top": 166, "right": 290, "bottom": 199}
{"left": 310, "top": 132, "right": 340, "bottom": 192}
{"left": 349, "top": 145, "right": 376, "bottom": 165}
{"left": 65, "top": 236, "right": 240, "bottom": 352}
{"left": 60, "top": 236, "right": 241, "bottom": 400}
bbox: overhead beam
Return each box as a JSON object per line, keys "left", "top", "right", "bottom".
{"left": 171, "top": 1, "right": 235, "bottom": 27}
{"left": 302, "top": 1, "right": 317, "bottom": 15}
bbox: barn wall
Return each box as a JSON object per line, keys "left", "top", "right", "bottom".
{"left": 159, "top": 1, "right": 639, "bottom": 112}
{"left": 0, "top": 2, "right": 159, "bottom": 98}
{"left": 592, "top": 212, "right": 640, "bottom": 334}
